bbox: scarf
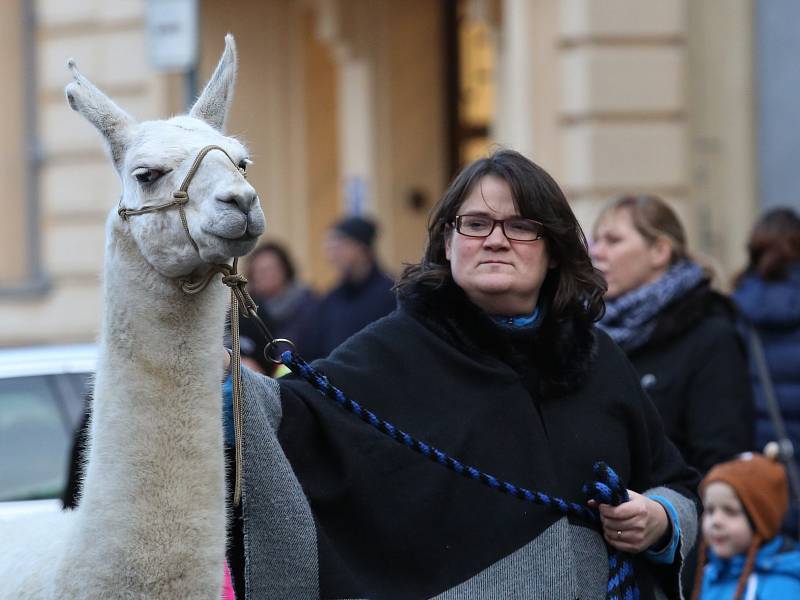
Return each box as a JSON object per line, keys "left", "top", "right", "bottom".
{"left": 490, "top": 305, "right": 541, "bottom": 329}
{"left": 598, "top": 260, "right": 706, "bottom": 352}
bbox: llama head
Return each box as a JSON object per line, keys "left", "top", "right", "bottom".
{"left": 65, "top": 35, "right": 265, "bottom": 278}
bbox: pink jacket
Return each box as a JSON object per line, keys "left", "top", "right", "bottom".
{"left": 221, "top": 562, "right": 235, "bottom": 600}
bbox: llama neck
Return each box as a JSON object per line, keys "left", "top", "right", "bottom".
{"left": 76, "top": 216, "right": 228, "bottom": 557}
{"left": 97, "top": 225, "right": 226, "bottom": 382}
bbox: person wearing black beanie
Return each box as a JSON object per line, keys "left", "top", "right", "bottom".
{"left": 332, "top": 215, "right": 378, "bottom": 248}
{"left": 303, "top": 215, "right": 396, "bottom": 359}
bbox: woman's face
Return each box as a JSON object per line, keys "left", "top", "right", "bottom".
{"left": 445, "top": 175, "right": 551, "bottom": 315}
{"left": 590, "top": 209, "right": 669, "bottom": 299}
{"left": 702, "top": 481, "right": 754, "bottom": 559}
{"left": 249, "top": 251, "right": 288, "bottom": 298}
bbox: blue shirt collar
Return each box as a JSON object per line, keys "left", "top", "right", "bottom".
{"left": 490, "top": 306, "right": 540, "bottom": 328}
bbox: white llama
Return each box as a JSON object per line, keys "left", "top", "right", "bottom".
{"left": 0, "top": 35, "right": 264, "bottom": 599}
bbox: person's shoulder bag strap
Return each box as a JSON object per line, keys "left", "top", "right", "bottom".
{"left": 747, "top": 324, "right": 800, "bottom": 538}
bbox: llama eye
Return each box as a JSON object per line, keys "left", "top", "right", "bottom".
{"left": 132, "top": 168, "right": 168, "bottom": 185}
{"left": 238, "top": 159, "right": 251, "bottom": 173}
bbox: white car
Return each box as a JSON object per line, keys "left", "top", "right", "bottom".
{"left": 0, "top": 344, "right": 95, "bottom": 520}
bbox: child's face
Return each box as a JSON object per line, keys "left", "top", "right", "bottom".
{"left": 702, "top": 481, "right": 754, "bottom": 558}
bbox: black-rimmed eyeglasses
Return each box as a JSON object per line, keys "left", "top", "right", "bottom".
{"left": 452, "top": 215, "right": 545, "bottom": 242}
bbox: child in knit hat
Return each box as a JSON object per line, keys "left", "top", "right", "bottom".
{"left": 693, "top": 448, "right": 800, "bottom": 600}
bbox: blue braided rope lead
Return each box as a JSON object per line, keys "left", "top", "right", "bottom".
{"left": 281, "top": 351, "right": 640, "bottom": 600}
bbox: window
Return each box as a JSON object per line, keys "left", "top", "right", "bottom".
{"left": 0, "top": 374, "right": 87, "bottom": 502}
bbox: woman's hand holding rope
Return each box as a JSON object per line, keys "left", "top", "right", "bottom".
{"left": 589, "top": 489, "right": 670, "bottom": 553}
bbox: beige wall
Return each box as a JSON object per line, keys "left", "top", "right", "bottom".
{"left": 556, "top": 0, "right": 690, "bottom": 243}
{"left": 378, "top": 0, "right": 446, "bottom": 271}
{"left": 687, "top": 0, "right": 756, "bottom": 283}
{"left": 304, "top": 0, "right": 446, "bottom": 284}
{"left": 0, "top": 0, "right": 28, "bottom": 284}
{"left": 0, "top": 0, "right": 170, "bottom": 346}
{"left": 509, "top": 0, "right": 753, "bottom": 282}
{"left": 201, "top": 0, "right": 445, "bottom": 289}
{"left": 303, "top": 8, "right": 341, "bottom": 289}
{"left": 199, "top": 0, "right": 349, "bottom": 291}
{"left": 0, "top": 0, "right": 760, "bottom": 347}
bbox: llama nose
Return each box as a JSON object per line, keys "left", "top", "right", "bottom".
{"left": 216, "top": 189, "right": 257, "bottom": 213}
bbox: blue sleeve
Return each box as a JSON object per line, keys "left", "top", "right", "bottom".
{"left": 644, "top": 495, "right": 681, "bottom": 565}
{"left": 222, "top": 372, "right": 235, "bottom": 446}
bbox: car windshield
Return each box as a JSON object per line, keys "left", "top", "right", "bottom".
{"left": 0, "top": 374, "right": 87, "bottom": 501}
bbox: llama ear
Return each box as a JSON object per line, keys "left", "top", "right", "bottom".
{"left": 189, "top": 34, "right": 237, "bottom": 132}
{"left": 65, "top": 60, "right": 134, "bottom": 169}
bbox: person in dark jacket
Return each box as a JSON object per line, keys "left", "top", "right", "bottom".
{"left": 224, "top": 151, "right": 699, "bottom": 599}
{"left": 238, "top": 242, "right": 318, "bottom": 373}
{"left": 733, "top": 207, "right": 800, "bottom": 538}
{"left": 591, "top": 195, "right": 754, "bottom": 476}
{"left": 733, "top": 208, "right": 800, "bottom": 457}
{"left": 304, "top": 215, "right": 396, "bottom": 359}
{"left": 61, "top": 399, "right": 90, "bottom": 509}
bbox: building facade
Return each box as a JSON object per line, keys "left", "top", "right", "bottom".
{"left": 0, "top": 0, "right": 780, "bottom": 346}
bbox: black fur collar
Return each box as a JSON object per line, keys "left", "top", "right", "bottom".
{"left": 398, "top": 279, "right": 598, "bottom": 398}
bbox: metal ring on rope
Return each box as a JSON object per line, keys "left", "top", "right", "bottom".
{"left": 264, "top": 338, "right": 296, "bottom": 365}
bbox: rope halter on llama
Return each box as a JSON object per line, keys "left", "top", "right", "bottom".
{"left": 116, "top": 143, "right": 293, "bottom": 505}
{"left": 118, "top": 144, "right": 244, "bottom": 253}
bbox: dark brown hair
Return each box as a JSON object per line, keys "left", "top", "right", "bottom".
{"left": 742, "top": 207, "right": 800, "bottom": 281}
{"left": 594, "top": 195, "right": 688, "bottom": 265}
{"left": 396, "top": 149, "right": 606, "bottom": 322}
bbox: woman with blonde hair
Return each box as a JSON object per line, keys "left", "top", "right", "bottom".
{"left": 591, "top": 195, "right": 754, "bottom": 475}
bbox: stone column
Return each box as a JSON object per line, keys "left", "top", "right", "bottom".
{"left": 557, "top": 0, "right": 689, "bottom": 244}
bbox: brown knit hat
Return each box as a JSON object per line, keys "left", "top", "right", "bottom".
{"left": 700, "top": 452, "right": 789, "bottom": 540}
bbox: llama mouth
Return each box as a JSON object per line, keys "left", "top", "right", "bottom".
{"left": 204, "top": 214, "right": 264, "bottom": 242}
{"left": 212, "top": 232, "right": 259, "bottom": 245}
{"left": 200, "top": 233, "right": 259, "bottom": 262}
{"left": 204, "top": 222, "right": 251, "bottom": 241}
{"left": 210, "top": 232, "right": 248, "bottom": 242}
